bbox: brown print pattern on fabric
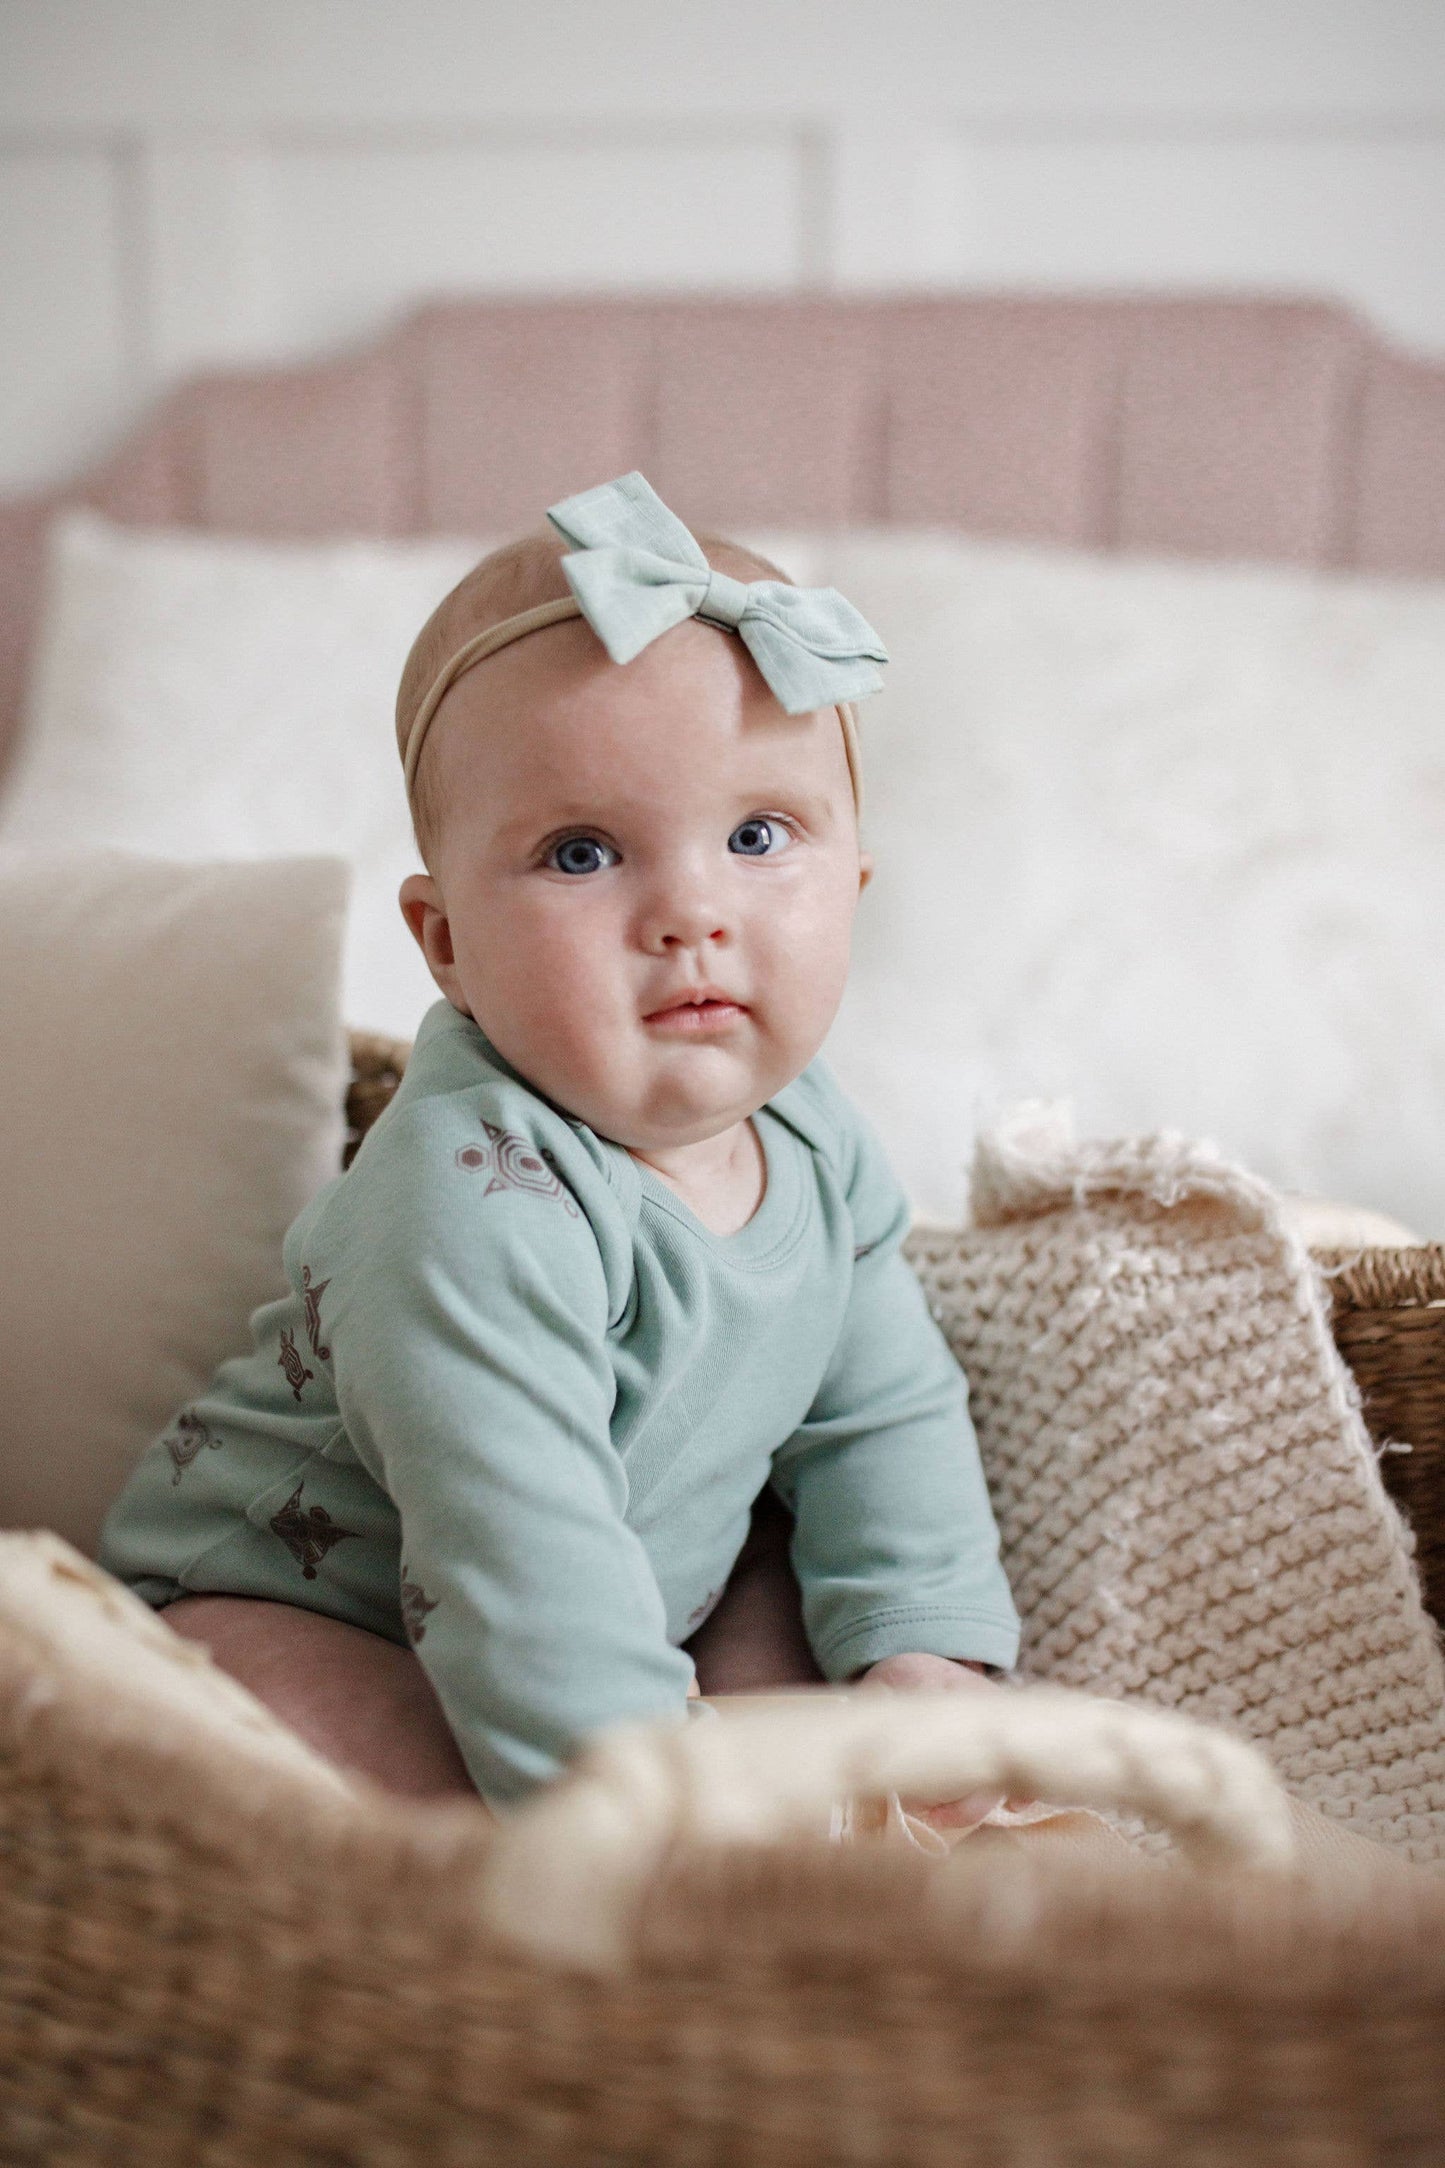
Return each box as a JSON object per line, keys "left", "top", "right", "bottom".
{"left": 454, "top": 1121, "right": 579, "bottom": 1216}
{"left": 164, "top": 1409, "right": 222, "bottom": 1487}
{"left": 685, "top": 1586, "right": 723, "bottom": 1632}
{"left": 277, "top": 1327, "right": 313, "bottom": 1403}
{"left": 301, "top": 1264, "right": 331, "bottom": 1361}
{"left": 399, "top": 1571, "right": 440, "bottom": 1646}
{"left": 268, "top": 1483, "right": 360, "bottom": 1580}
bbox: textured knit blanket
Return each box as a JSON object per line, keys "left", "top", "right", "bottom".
{"left": 905, "top": 1107, "right": 1445, "bottom": 1865}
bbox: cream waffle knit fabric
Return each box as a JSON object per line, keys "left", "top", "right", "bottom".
{"left": 904, "top": 1106, "right": 1445, "bottom": 1865}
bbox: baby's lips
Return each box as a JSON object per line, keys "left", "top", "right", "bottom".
{"left": 640, "top": 983, "right": 748, "bottom": 1021}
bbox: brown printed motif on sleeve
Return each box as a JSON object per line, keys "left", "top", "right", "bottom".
{"left": 454, "top": 1121, "right": 579, "bottom": 1216}
{"left": 685, "top": 1586, "right": 723, "bottom": 1633}
{"left": 164, "top": 1409, "right": 222, "bottom": 1486}
{"left": 301, "top": 1264, "right": 331, "bottom": 1362}
{"left": 268, "top": 1483, "right": 359, "bottom": 1580}
{"left": 400, "top": 1570, "right": 439, "bottom": 1646}
{"left": 277, "top": 1326, "right": 313, "bottom": 1402}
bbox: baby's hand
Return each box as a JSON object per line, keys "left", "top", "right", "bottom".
{"left": 856, "top": 1652, "right": 1033, "bottom": 1831}
{"left": 859, "top": 1652, "right": 992, "bottom": 1695}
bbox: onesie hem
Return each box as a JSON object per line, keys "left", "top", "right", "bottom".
{"left": 133, "top": 1575, "right": 184, "bottom": 1609}
{"left": 814, "top": 1607, "right": 1022, "bottom": 1680}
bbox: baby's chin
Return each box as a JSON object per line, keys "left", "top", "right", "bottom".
{"left": 565, "top": 1039, "right": 793, "bottom": 1151}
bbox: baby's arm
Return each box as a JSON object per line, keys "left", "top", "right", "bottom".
{"left": 770, "top": 1083, "right": 1020, "bottom": 1685}
{"left": 771, "top": 1230, "right": 1020, "bottom": 1680}
{"left": 328, "top": 1112, "right": 694, "bottom": 1805}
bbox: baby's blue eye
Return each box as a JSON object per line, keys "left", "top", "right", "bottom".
{"left": 729, "top": 817, "right": 791, "bottom": 858}
{"left": 548, "top": 835, "right": 618, "bottom": 877}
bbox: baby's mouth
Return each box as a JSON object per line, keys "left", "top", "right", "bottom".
{"left": 643, "top": 992, "right": 749, "bottom": 1033}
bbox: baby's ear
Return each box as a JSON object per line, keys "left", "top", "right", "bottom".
{"left": 398, "top": 872, "right": 442, "bottom": 952}
{"left": 857, "top": 850, "right": 875, "bottom": 894}
{"left": 399, "top": 873, "right": 463, "bottom": 1003}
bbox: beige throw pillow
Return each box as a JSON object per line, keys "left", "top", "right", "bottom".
{"left": 0, "top": 512, "right": 482, "bottom": 1036}
{"left": 0, "top": 851, "right": 350, "bottom": 1554}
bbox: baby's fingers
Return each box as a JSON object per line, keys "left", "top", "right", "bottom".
{"left": 905, "top": 1788, "right": 1041, "bottom": 1832}
{"left": 904, "top": 1787, "right": 1005, "bottom": 1833}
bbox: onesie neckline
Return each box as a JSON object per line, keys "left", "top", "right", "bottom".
{"left": 623, "top": 1105, "right": 809, "bottom": 1268}
{"left": 438, "top": 1003, "right": 811, "bottom": 1270}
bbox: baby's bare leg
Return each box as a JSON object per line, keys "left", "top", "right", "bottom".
{"left": 162, "top": 1594, "right": 477, "bottom": 1802}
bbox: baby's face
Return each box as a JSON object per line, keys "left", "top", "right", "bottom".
{"left": 401, "top": 617, "right": 869, "bottom": 1149}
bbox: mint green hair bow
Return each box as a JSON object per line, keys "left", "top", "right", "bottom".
{"left": 399, "top": 470, "right": 885, "bottom": 814}
{"left": 546, "top": 471, "right": 888, "bottom": 716}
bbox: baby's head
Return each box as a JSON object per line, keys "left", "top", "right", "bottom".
{"left": 396, "top": 514, "right": 874, "bottom": 1153}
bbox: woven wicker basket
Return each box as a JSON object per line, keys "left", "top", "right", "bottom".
{"left": 1316, "top": 1245, "right": 1445, "bottom": 1627}
{"left": 347, "top": 1034, "right": 1445, "bottom": 1630}
{"left": 3, "top": 1699, "right": 1441, "bottom": 2168}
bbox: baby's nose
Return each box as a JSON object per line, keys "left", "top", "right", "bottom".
{"left": 641, "top": 865, "right": 730, "bottom": 950}
{"left": 656, "top": 902, "right": 728, "bottom": 948}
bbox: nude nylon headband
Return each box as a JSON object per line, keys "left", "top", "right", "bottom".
{"left": 400, "top": 595, "right": 866, "bottom": 818}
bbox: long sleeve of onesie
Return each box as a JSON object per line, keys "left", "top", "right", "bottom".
{"left": 325, "top": 1100, "right": 695, "bottom": 1805}
{"left": 769, "top": 1074, "right": 1021, "bottom": 1681}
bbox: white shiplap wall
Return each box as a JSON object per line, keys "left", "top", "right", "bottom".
{"left": 2, "top": 0, "right": 1444, "bottom": 494}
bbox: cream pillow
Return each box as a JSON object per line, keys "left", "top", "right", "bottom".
{"left": 784, "top": 533, "right": 1445, "bottom": 1238}
{"left": 0, "top": 513, "right": 484, "bottom": 1035}
{"left": 0, "top": 852, "right": 351, "bottom": 1555}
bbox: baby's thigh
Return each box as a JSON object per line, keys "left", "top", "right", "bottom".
{"left": 162, "top": 1593, "right": 478, "bottom": 1803}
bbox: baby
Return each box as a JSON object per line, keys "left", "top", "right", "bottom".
{"left": 98, "top": 471, "right": 1021, "bottom": 1812}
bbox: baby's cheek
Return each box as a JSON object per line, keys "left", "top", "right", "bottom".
{"left": 496, "top": 899, "right": 620, "bottom": 1014}
{"left": 755, "top": 890, "right": 853, "bottom": 1022}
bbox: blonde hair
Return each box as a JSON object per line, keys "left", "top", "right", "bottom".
{"left": 397, "top": 527, "right": 798, "bottom": 866}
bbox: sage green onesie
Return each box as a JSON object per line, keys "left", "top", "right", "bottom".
{"left": 99, "top": 999, "right": 1020, "bottom": 1804}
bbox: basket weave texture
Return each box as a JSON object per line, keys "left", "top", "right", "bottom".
{"left": 1318, "top": 1246, "right": 1445, "bottom": 1626}
{"left": 4, "top": 1689, "right": 1445, "bottom": 2167}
